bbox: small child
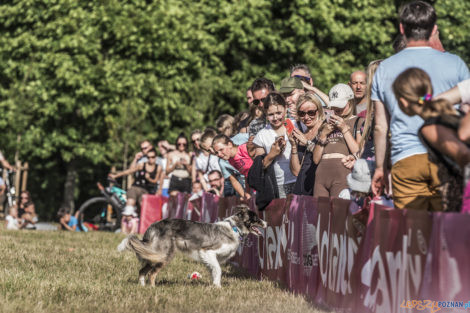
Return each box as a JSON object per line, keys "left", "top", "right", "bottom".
{"left": 58, "top": 208, "right": 88, "bottom": 232}
{"left": 340, "top": 159, "right": 393, "bottom": 210}
{"left": 121, "top": 206, "right": 139, "bottom": 235}
{"left": 5, "top": 207, "right": 25, "bottom": 230}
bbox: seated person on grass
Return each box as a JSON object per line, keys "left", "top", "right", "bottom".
{"left": 57, "top": 208, "right": 88, "bottom": 232}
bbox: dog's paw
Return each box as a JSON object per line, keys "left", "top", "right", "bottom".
{"left": 139, "top": 277, "right": 146, "bottom": 286}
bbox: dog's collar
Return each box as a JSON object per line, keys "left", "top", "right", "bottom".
{"left": 226, "top": 218, "right": 244, "bottom": 241}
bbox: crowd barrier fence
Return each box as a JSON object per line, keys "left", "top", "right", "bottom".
{"left": 139, "top": 193, "right": 470, "bottom": 313}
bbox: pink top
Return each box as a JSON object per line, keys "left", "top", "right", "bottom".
{"left": 228, "top": 143, "right": 253, "bottom": 177}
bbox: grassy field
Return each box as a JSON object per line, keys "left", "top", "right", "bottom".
{"left": 0, "top": 225, "right": 331, "bottom": 313}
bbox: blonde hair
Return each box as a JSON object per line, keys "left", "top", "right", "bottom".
{"left": 392, "top": 67, "right": 456, "bottom": 120}
{"left": 296, "top": 92, "right": 325, "bottom": 123}
{"left": 358, "top": 59, "right": 382, "bottom": 156}
{"left": 215, "top": 114, "right": 235, "bottom": 137}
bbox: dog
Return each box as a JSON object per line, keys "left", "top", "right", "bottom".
{"left": 118, "top": 205, "right": 267, "bottom": 287}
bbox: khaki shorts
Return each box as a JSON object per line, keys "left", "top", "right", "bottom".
{"left": 127, "top": 186, "right": 148, "bottom": 206}
{"left": 391, "top": 153, "right": 442, "bottom": 211}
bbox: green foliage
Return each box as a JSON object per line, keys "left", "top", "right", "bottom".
{"left": 0, "top": 0, "right": 468, "bottom": 218}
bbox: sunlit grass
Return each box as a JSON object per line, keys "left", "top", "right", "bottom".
{"left": 0, "top": 225, "right": 331, "bottom": 313}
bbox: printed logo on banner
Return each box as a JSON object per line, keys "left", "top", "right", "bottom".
{"left": 302, "top": 210, "right": 317, "bottom": 276}
{"left": 317, "top": 210, "right": 359, "bottom": 296}
{"left": 361, "top": 229, "right": 428, "bottom": 313}
{"left": 259, "top": 212, "right": 288, "bottom": 270}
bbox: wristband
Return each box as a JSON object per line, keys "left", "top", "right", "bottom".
{"left": 316, "top": 135, "right": 328, "bottom": 146}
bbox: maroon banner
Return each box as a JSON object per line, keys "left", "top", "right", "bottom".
{"left": 420, "top": 212, "right": 470, "bottom": 302}
{"left": 258, "top": 198, "right": 290, "bottom": 284}
{"left": 355, "top": 204, "right": 432, "bottom": 313}
{"left": 139, "top": 194, "right": 167, "bottom": 234}
{"left": 170, "top": 192, "right": 470, "bottom": 313}
{"left": 167, "top": 193, "right": 190, "bottom": 219}
{"left": 285, "top": 195, "right": 320, "bottom": 298}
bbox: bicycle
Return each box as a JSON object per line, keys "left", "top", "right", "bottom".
{"left": 76, "top": 178, "right": 126, "bottom": 232}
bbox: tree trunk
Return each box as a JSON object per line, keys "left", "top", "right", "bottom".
{"left": 62, "top": 159, "right": 78, "bottom": 213}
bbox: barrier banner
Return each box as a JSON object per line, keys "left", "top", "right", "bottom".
{"left": 216, "top": 196, "right": 261, "bottom": 278}
{"left": 200, "top": 193, "right": 220, "bottom": 223}
{"left": 139, "top": 194, "right": 167, "bottom": 234}
{"left": 355, "top": 205, "right": 432, "bottom": 313}
{"left": 258, "top": 198, "right": 290, "bottom": 283}
{"left": 419, "top": 212, "right": 470, "bottom": 302}
{"left": 167, "top": 193, "right": 189, "bottom": 219}
{"left": 314, "top": 197, "right": 361, "bottom": 310}
{"left": 285, "top": 195, "right": 320, "bottom": 298}
{"left": 188, "top": 197, "right": 202, "bottom": 221}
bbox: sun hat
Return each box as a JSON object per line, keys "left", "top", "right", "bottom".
{"left": 279, "top": 77, "right": 304, "bottom": 94}
{"left": 346, "top": 159, "right": 375, "bottom": 193}
{"left": 122, "top": 206, "right": 137, "bottom": 217}
{"left": 328, "top": 83, "right": 354, "bottom": 109}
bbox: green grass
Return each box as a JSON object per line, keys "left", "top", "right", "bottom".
{"left": 0, "top": 226, "right": 331, "bottom": 313}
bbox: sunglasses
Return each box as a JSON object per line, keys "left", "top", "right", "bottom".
{"left": 191, "top": 138, "right": 200, "bottom": 144}
{"left": 298, "top": 110, "right": 317, "bottom": 118}
{"left": 177, "top": 142, "right": 187, "bottom": 146}
{"left": 148, "top": 155, "right": 156, "bottom": 159}
{"left": 141, "top": 145, "right": 150, "bottom": 151}
{"left": 209, "top": 177, "right": 221, "bottom": 183}
{"left": 252, "top": 97, "right": 267, "bottom": 106}
{"left": 293, "top": 75, "right": 310, "bottom": 83}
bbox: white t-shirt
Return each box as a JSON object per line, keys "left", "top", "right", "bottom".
{"left": 195, "top": 153, "right": 221, "bottom": 174}
{"left": 253, "top": 124, "right": 297, "bottom": 187}
{"left": 6, "top": 215, "right": 19, "bottom": 230}
{"left": 157, "top": 157, "right": 170, "bottom": 189}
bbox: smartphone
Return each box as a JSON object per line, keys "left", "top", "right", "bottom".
{"left": 324, "top": 109, "right": 334, "bottom": 123}
{"left": 284, "top": 119, "right": 295, "bottom": 135}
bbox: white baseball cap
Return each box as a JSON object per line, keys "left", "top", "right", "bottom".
{"left": 346, "top": 159, "right": 375, "bottom": 193}
{"left": 328, "top": 83, "right": 354, "bottom": 109}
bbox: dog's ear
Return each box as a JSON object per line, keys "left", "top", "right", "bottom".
{"left": 233, "top": 205, "right": 249, "bottom": 218}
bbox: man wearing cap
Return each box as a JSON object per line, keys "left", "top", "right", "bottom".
{"left": 348, "top": 71, "right": 367, "bottom": 114}
{"left": 279, "top": 77, "right": 304, "bottom": 120}
{"left": 371, "top": 1, "right": 469, "bottom": 211}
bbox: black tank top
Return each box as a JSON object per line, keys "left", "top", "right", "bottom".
{"left": 133, "top": 163, "right": 157, "bottom": 192}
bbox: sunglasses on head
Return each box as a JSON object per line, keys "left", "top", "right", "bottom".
{"left": 298, "top": 110, "right": 317, "bottom": 118}
{"left": 252, "top": 97, "right": 267, "bottom": 106}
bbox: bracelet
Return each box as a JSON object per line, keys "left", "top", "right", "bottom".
{"left": 316, "top": 135, "right": 328, "bottom": 146}
{"left": 342, "top": 128, "right": 350, "bottom": 135}
{"left": 291, "top": 152, "right": 298, "bottom": 155}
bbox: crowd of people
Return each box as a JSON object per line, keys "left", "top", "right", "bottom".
{"left": 102, "top": 1, "right": 470, "bottom": 235}
{"left": 4, "top": 1, "right": 469, "bottom": 234}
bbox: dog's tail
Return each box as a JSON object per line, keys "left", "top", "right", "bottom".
{"left": 119, "top": 235, "right": 167, "bottom": 264}
{"left": 117, "top": 237, "right": 130, "bottom": 252}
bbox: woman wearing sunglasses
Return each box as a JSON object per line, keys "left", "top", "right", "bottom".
{"left": 288, "top": 93, "right": 325, "bottom": 195}
{"left": 166, "top": 133, "right": 192, "bottom": 196}
{"left": 253, "top": 92, "right": 297, "bottom": 198}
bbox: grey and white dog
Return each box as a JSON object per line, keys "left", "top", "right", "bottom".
{"left": 118, "top": 205, "right": 267, "bottom": 287}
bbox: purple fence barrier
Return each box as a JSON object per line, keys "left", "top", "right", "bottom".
{"left": 172, "top": 192, "right": 470, "bottom": 313}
